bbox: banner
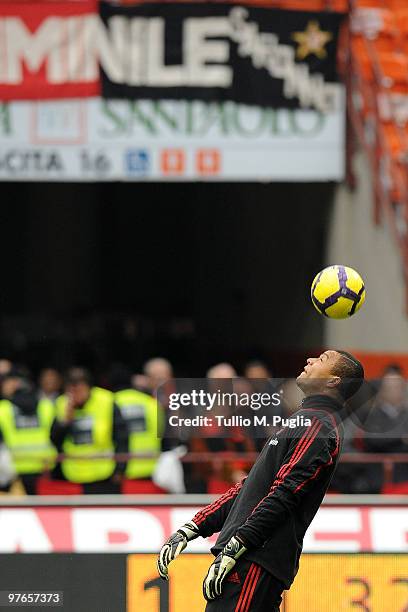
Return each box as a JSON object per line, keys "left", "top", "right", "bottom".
{"left": 0, "top": 1, "right": 99, "bottom": 101}
{"left": 0, "top": 97, "right": 345, "bottom": 181}
{"left": 128, "top": 553, "right": 408, "bottom": 612}
{"left": 0, "top": 505, "right": 406, "bottom": 553}
{"left": 0, "top": 553, "right": 405, "bottom": 611}
{"left": 100, "top": 3, "right": 345, "bottom": 112}
{"left": 0, "top": 1, "right": 345, "bottom": 112}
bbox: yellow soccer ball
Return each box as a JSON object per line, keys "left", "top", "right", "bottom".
{"left": 311, "top": 265, "right": 366, "bottom": 319}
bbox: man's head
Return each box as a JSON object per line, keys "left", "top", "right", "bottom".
{"left": 378, "top": 370, "right": 406, "bottom": 407}
{"left": 206, "top": 363, "right": 237, "bottom": 379}
{"left": 107, "top": 363, "right": 132, "bottom": 392}
{"left": 0, "top": 359, "right": 12, "bottom": 378}
{"left": 1, "top": 366, "right": 31, "bottom": 399}
{"left": 39, "top": 368, "right": 62, "bottom": 396}
{"left": 64, "top": 367, "right": 92, "bottom": 406}
{"left": 143, "top": 358, "right": 173, "bottom": 391}
{"left": 296, "top": 350, "right": 364, "bottom": 401}
{"left": 244, "top": 360, "right": 271, "bottom": 380}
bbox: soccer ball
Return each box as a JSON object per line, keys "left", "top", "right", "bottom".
{"left": 311, "top": 265, "right": 366, "bottom": 319}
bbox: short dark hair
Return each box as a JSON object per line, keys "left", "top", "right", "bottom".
{"left": 332, "top": 351, "right": 364, "bottom": 399}
{"left": 107, "top": 363, "right": 132, "bottom": 391}
{"left": 244, "top": 360, "right": 270, "bottom": 373}
{"left": 382, "top": 363, "right": 403, "bottom": 376}
{"left": 65, "top": 367, "right": 92, "bottom": 387}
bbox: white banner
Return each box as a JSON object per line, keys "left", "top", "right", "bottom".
{"left": 0, "top": 96, "right": 345, "bottom": 181}
{"left": 0, "top": 505, "right": 406, "bottom": 553}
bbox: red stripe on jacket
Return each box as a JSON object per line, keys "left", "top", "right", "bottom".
{"left": 248, "top": 418, "right": 322, "bottom": 517}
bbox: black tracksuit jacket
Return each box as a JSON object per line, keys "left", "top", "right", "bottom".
{"left": 193, "top": 394, "right": 344, "bottom": 589}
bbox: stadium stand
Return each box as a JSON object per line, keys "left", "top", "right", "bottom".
{"left": 0, "top": 357, "right": 405, "bottom": 496}
{"left": 347, "top": 0, "right": 408, "bottom": 302}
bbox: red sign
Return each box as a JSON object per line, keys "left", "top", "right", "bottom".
{"left": 196, "top": 149, "right": 221, "bottom": 175}
{"left": 0, "top": 1, "right": 99, "bottom": 100}
{"left": 0, "top": 505, "right": 406, "bottom": 553}
{"left": 160, "top": 149, "right": 186, "bottom": 175}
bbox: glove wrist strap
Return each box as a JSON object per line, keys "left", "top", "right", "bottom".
{"left": 223, "top": 535, "right": 247, "bottom": 560}
{"left": 178, "top": 521, "right": 200, "bottom": 541}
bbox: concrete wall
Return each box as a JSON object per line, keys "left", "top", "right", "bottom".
{"left": 325, "top": 151, "right": 408, "bottom": 353}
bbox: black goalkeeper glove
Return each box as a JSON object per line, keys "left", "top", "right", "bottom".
{"left": 203, "top": 535, "right": 247, "bottom": 601}
{"left": 157, "top": 521, "right": 200, "bottom": 580}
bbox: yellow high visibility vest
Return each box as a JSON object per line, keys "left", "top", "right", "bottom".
{"left": 115, "top": 389, "right": 162, "bottom": 479}
{"left": 56, "top": 387, "right": 115, "bottom": 484}
{"left": 0, "top": 398, "right": 56, "bottom": 474}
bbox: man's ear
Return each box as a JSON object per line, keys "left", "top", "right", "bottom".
{"left": 327, "top": 376, "right": 341, "bottom": 390}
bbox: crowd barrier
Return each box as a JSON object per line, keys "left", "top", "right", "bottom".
{"left": 15, "top": 451, "right": 408, "bottom": 488}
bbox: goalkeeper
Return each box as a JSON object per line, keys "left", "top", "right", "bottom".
{"left": 157, "top": 350, "right": 364, "bottom": 610}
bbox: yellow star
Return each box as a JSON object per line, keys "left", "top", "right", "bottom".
{"left": 292, "top": 21, "right": 333, "bottom": 60}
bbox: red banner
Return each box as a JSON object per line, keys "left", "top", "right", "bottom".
{"left": 0, "top": 1, "right": 99, "bottom": 100}
{"left": 0, "top": 505, "right": 407, "bottom": 553}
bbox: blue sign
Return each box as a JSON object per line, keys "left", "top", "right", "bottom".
{"left": 125, "top": 149, "right": 150, "bottom": 176}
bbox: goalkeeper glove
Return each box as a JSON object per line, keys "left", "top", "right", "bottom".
{"left": 157, "top": 521, "right": 200, "bottom": 580}
{"left": 203, "top": 535, "right": 247, "bottom": 601}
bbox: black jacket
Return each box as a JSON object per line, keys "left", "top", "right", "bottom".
{"left": 193, "top": 394, "right": 344, "bottom": 588}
